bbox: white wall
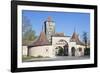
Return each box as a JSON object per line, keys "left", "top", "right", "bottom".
{"left": 0, "top": 0, "right": 99, "bottom": 73}
{"left": 76, "top": 45, "right": 85, "bottom": 56}
{"left": 22, "top": 46, "right": 28, "bottom": 56}
{"left": 52, "top": 37, "right": 70, "bottom": 45}
{"left": 68, "top": 42, "right": 76, "bottom": 56}
{"left": 29, "top": 45, "right": 54, "bottom": 57}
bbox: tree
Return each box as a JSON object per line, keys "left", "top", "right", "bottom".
{"left": 82, "top": 32, "right": 88, "bottom": 49}
{"left": 84, "top": 48, "right": 90, "bottom": 56}
{"left": 22, "top": 16, "right": 37, "bottom": 45}
{"left": 82, "top": 32, "right": 90, "bottom": 56}
{"left": 22, "top": 16, "right": 32, "bottom": 35}
{"left": 58, "top": 47, "right": 64, "bottom": 56}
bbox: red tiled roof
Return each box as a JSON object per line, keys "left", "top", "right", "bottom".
{"left": 70, "top": 32, "right": 84, "bottom": 45}
{"left": 47, "top": 16, "right": 52, "bottom": 22}
{"left": 29, "top": 32, "right": 50, "bottom": 46}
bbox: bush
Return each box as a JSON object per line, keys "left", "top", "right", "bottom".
{"left": 58, "top": 48, "right": 64, "bottom": 56}
{"left": 84, "top": 48, "right": 90, "bottom": 56}
{"left": 37, "top": 55, "right": 43, "bottom": 58}
{"left": 22, "top": 56, "right": 34, "bottom": 61}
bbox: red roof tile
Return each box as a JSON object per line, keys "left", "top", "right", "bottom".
{"left": 29, "top": 32, "right": 50, "bottom": 46}
{"left": 70, "top": 32, "right": 84, "bottom": 45}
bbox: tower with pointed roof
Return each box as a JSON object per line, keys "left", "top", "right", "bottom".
{"left": 44, "top": 16, "right": 55, "bottom": 43}
{"left": 29, "top": 31, "right": 50, "bottom": 47}
{"left": 70, "top": 31, "right": 84, "bottom": 45}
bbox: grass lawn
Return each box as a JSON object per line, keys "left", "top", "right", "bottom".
{"left": 22, "top": 56, "right": 34, "bottom": 61}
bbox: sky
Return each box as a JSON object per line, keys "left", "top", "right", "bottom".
{"left": 22, "top": 10, "right": 90, "bottom": 39}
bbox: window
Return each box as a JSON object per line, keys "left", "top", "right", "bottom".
{"left": 49, "top": 27, "right": 52, "bottom": 30}
{"left": 79, "top": 48, "right": 82, "bottom": 52}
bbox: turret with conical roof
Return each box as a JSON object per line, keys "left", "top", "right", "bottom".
{"left": 70, "top": 31, "right": 84, "bottom": 45}
{"left": 29, "top": 31, "right": 50, "bottom": 47}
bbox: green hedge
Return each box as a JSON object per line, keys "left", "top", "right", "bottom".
{"left": 84, "top": 48, "right": 90, "bottom": 56}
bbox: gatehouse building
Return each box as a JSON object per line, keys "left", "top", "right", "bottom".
{"left": 22, "top": 17, "right": 85, "bottom": 57}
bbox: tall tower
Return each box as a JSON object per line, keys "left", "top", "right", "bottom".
{"left": 44, "top": 17, "right": 55, "bottom": 43}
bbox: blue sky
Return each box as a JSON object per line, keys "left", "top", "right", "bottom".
{"left": 22, "top": 10, "right": 90, "bottom": 39}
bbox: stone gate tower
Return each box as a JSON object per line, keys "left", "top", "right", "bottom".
{"left": 44, "top": 17, "right": 55, "bottom": 43}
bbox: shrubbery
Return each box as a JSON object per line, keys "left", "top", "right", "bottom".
{"left": 84, "top": 48, "right": 90, "bottom": 56}
{"left": 58, "top": 48, "right": 64, "bottom": 56}
{"left": 37, "top": 55, "right": 43, "bottom": 58}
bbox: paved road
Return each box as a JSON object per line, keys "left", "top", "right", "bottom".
{"left": 23, "top": 56, "right": 90, "bottom": 62}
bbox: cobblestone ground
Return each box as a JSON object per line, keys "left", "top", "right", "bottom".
{"left": 23, "top": 56, "right": 90, "bottom": 62}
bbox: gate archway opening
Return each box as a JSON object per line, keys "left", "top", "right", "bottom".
{"left": 63, "top": 44, "right": 69, "bottom": 56}
{"left": 55, "top": 46, "right": 63, "bottom": 56}
{"left": 71, "top": 47, "right": 75, "bottom": 56}
{"left": 55, "top": 39, "right": 69, "bottom": 56}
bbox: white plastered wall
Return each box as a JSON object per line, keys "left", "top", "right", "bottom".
{"left": 22, "top": 46, "right": 28, "bottom": 56}
{"left": 29, "top": 45, "right": 55, "bottom": 57}
{"left": 76, "top": 45, "right": 85, "bottom": 56}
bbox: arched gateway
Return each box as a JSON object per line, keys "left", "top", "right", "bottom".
{"left": 55, "top": 39, "right": 69, "bottom": 56}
